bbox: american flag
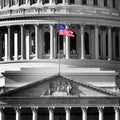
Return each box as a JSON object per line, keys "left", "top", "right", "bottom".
{"left": 59, "top": 24, "right": 74, "bottom": 37}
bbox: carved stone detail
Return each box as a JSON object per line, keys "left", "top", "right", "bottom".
{"left": 44, "top": 79, "right": 73, "bottom": 96}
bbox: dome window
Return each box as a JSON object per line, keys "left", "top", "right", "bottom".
{"left": 104, "top": 0, "right": 107, "bottom": 7}
{"left": 44, "top": 0, "right": 49, "bottom": 4}
{"left": 56, "top": 0, "right": 62, "bottom": 4}
{"left": 93, "top": 0, "right": 98, "bottom": 6}
{"left": 70, "top": 0, "right": 75, "bottom": 4}
{"left": 82, "top": 0, "right": 87, "bottom": 5}
{"left": 113, "top": 0, "right": 116, "bottom": 8}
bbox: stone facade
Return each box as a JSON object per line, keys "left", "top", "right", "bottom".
{"left": 0, "top": 0, "right": 120, "bottom": 120}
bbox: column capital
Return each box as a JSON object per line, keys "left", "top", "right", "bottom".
{"left": 31, "top": 107, "right": 38, "bottom": 112}
{"left": 81, "top": 107, "right": 88, "bottom": 112}
{"left": 7, "top": 26, "right": 11, "bottom": 29}
{"left": 48, "top": 107, "right": 55, "bottom": 114}
{"left": 98, "top": 107, "right": 104, "bottom": 112}
{"left": 34, "top": 24, "right": 39, "bottom": 27}
{"left": 80, "top": 24, "right": 85, "bottom": 28}
{"left": 95, "top": 24, "right": 100, "bottom": 28}
{"left": 14, "top": 107, "right": 21, "bottom": 112}
{"left": 0, "top": 107, "right": 4, "bottom": 111}
{"left": 20, "top": 25, "right": 24, "bottom": 27}
{"left": 65, "top": 107, "right": 71, "bottom": 112}
{"left": 114, "top": 107, "right": 120, "bottom": 111}
{"left": 108, "top": 26, "right": 113, "bottom": 29}
{"left": 48, "top": 107, "right": 55, "bottom": 111}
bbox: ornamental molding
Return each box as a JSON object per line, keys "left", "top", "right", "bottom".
{"left": 43, "top": 80, "right": 73, "bottom": 96}
{"left": 0, "top": 5, "right": 119, "bottom": 20}
{"left": 0, "top": 15, "right": 120, "bottom": 27}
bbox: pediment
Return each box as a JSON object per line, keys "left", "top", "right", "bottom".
{"left": 0, "top": 74, "right": 118, "bottom": 97}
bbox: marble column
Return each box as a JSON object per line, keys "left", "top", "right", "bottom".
{"left": 49, "top": 0, "right": 54, "bottom": 4}
{"left": 14, "top": 32, "right": 18, "bottom": 60}
{"left": 50, "top": 24, "right": 54, "bottom": 59}
{"left": 63, "top": 0, "right": 69, "bottom": 5}
{"left": 20, "top": 25, "right": 24, "bottom": 60}
{"left": 98, "top": 107, "right": 103, "bottom": 120}
{"left": 34, "top": 25, "right": 39, "bottom": 59}
{"left": 0, "top": 108, "right": 4, "bottom": 120}
{"left": 65, "top": 24, "right": 70, "bottom": 59}
{"left": 32, "top": 107, "right": 38, "bottom": 120}
{"left": 39, "top": 28, "right": 43, "bottom": 59}
{"left": 4, "top": 33, "right": 8, "bottom": 61}
{"left": 5, "top": 26, "right": 11, "bottom": 61}
{"left": 25, "top": 30, "right": 30, "bottom": 60}
{"left": 108, "top": 27, "right": 112, "bottom": 61}
{"left": 54, "top": 29, "right": 57, "bottom": 58}
{"left": 81, "top": 107, "right": 87, "bottom": 120}
{"left": 15, "top": 107, "right": 21, "bottom": 120}
{"left": 113, "top": 32, "right": 116, "bottom": 61}
{"left": 65, "top": 107, "right": 71, "bottom": 120}
{"left": 0, "top": 0, "right": 1, "bottom": 9}
{"left": 95, "top": 25, "right": 99, "bottom": 60}
{"left": 100, "top": 0, "right": 103, "bottom": 7}
{"left": 102, "top": 30, "right": 106, "bottom": 60}
{"left": 63, "top": 37, "right": 66, "bottom": 56}
{"left": 8, "top": 26, "right": 11, "bottom": 60}
{"left": 114, "top": 107, "right": 119, "bottom": 120}
{"left": 79, "top": 0, "right": 82, "bottom": 5}
{"left": 0, "top": 32, "right": 3, "bottom": 60}
{"left": 49, "top": 107, "right": 54, "bottom": 120}
{"left": 119, "top": 29, "right": 120, "bottom": 61}
{"left": 108, "top": 0, "right": 112, "bottom": 8}
{"left": 80, "top": 24, "right": 85, "bottom": 59}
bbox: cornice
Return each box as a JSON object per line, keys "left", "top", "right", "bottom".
{"left": 0, "top": 15, "right": 120, "bottom": 27}
{"left": 0, "top": 5, "right": 120, "bottom": 20}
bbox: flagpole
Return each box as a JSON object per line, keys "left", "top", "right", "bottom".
{"left": 58, "top": 23, "right": 60, "bottom": 75}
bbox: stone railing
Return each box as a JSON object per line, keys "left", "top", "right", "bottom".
{"left": 0, "top": 5, "right": 119, "bottom": 19}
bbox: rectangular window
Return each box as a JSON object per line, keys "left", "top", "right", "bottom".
{"left": 113, "top": 0, "right": 116, "bottom": 8}
{"left": 93, "top": 0, "right": 97, "bottom": 6}
{"left": 104, "top": 0, "right": 107, "bottom": 7}
{"left": 56, "top": 0, "right": 62, "bottom": 4}
{"left": 70, "top": 0, "right": 75, "bottom": 4}
{"left": 82, "top": 0, "right": 87, "bottom": 5}
{"left": 44, "top": 0, "right": 49, "bottom": 4}
{"left": 4, "top": 0, "right": 9, "bottom": 7}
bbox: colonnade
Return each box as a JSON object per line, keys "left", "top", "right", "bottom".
{"left": 0, "top": 0, "right": 119, "bottom": 9}
{"left": 0, "top": 23, "right": 120, "bottom": 61}
{"left": 0, "top": 107, "right": 119, "bottom": 120}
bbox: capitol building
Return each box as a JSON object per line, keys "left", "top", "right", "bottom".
{"left": 0, "top": 0, "right": 120, "bottom": 120}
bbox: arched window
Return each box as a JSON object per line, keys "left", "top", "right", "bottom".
{"left": 57, "top": 33, "right": 63, "bottom": 54}
{"left": 44, "top": 0, "right": 49, "bottom": 4}
{"left": 106, "top": 34, "right": 108, "bottom": 57}
{"left": 56, "top": 0, "right": 62, "bottom": 4}
{"left": 31, "top": 32, "right": 35, "bottom": 54}
{"left": 70, "top": 0, "right": 75, "bottom": 4}
{"left": 4, "top": 0, "right": 9, "bottom": 7}
{"left": 2, "top": 35, "right": 5, "bottom": 57}
{"left": 85, "top": 32, "right": 89, "bottom": 55}
{"left": 30, "top": 0, "right": 37, "bottom": 5}
{"left": 115, "top": 34, "right": 119, "bottom": 58}
{"left": 99, "top": 34, "right": 101, "bottom": 56}
{"left": 113, "top": 0, "right": 116, "bottom": 8}
{"left": 93, "top": 0, "right": 97, "bottom": 5}
{"left": 44, "top": 32, "right": 50, "bottom": 54}
{"left": 70, "top": 32, "right": 77, "bottom": 54}
{"left": 82, "top": 0, "right": 87, "bottom": 5}
{"left": 104, "top": 0, "right": 107, "bottom": 7}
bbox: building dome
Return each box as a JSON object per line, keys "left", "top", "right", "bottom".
{"left": 0, "top": 0, "right": 120, "bottom": 120}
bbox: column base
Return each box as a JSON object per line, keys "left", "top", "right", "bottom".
{"left": 108, "top": 58, "right": 111, "bottom": 61}
{"left": 50, "top": 57, "right": 54, "bottom": 59}
{"left": 80, "top": 57, "right": 85, "bottom": 60}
